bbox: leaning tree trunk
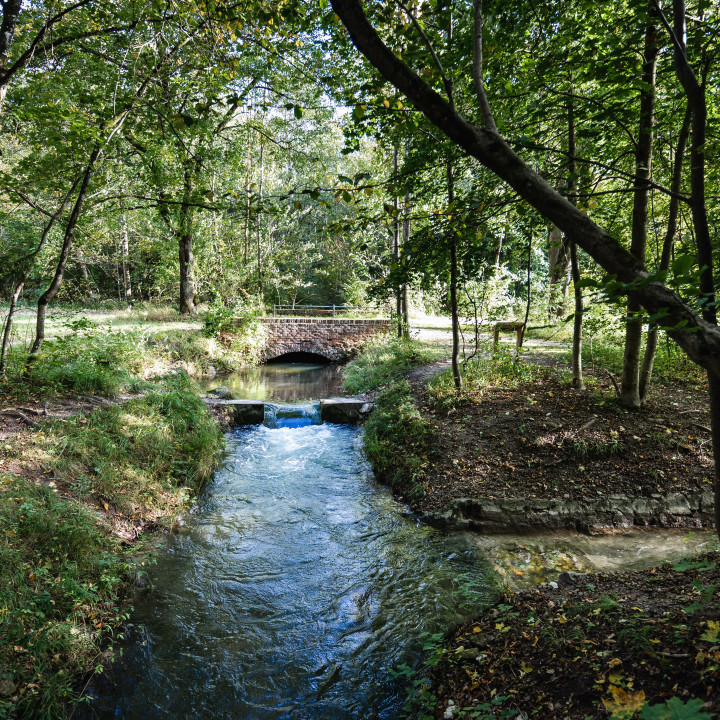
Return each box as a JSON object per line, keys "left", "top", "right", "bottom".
{"left": 0, "top": 180, "right": 76, "bottom": 374}
{"left": 26, "top": 145, "right": 101, "bottom": 368}
{"left": 620, "top": 7, "right": 658, "bottom": 408}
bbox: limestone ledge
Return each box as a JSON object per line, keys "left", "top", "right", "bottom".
{"left": 419, "top": 491, "right": 715, "bottom": 535}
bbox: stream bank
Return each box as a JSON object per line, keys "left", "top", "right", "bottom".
{"left": 354, "top": 346, "right": 719, "bottom": 719}
{"left": 0, "top": 375, "right": 225, "bottom": 719}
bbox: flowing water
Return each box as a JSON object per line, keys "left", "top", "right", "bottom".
{"left": 82, "top": 364, "right": 492, "bottom": 719}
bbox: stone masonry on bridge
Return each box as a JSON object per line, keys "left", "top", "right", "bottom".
{"left": 259, "top": 317, "right": 392, "bottom": 362}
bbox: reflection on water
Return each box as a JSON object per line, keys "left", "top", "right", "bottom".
{"left": 198, "top": 363, "right": 344, "bottom": 402}
{"left": 82, "top": 425, "right": 492, "bottom": 719}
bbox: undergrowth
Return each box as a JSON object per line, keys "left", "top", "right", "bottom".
{"left": 428, "top": 350, "right": 543, "bottom": 412}
{"left": 363, "top": 381, "right": 432, "bottom": 500}
{"left": 0, "top": 475, "right": 133, "bottom": 719}
{"left": 0, "top": 315, "right": 267, "bottom": 400}
{"left": 342, "top": 336, "right": 446, "bottom": 395}
{"left": 0, "top": 374, "right": 224, "bottom": 718}
{"left": 39, "top": 374, "right": 224, "bottom": 516}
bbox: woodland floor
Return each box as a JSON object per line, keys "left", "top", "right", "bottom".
{"left": 397, "top": 349, "right": 719, "bottom": 719}
{"left": 410, "top": 369, "right": 713, "bottom": 513}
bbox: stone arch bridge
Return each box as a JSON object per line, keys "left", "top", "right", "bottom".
{"left": 251, "top": 317, "right": 393, "bottom": 362}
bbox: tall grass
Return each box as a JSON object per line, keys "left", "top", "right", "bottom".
{"left": 342, "top": 336, "right": 447, "bottom": 395}
{"left": 0, "top": 318, "right": 268, "bottom": 400}
{"left": 362, "top": 381, "right": 432, "bottom": 501}
{"left": 427, "top": 350, "right": 543, "bottom": 412}
{"left": 43, "top": 374, "right": 224, "bottom": 515}
{"left": 0, "top": 375, "right": 225, "bottom": 718}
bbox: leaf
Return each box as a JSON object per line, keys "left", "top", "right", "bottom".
{"left": 639, "top": 697, "right": 713, "bottom": 720}
{"left": 700, "top": 620, "right": 719, "bottom": 642}
{"left": 293, "top": 104, "right": 303, "bottom": 119}
{"left": 671, "top": 254, "right": 696, "bottom": 277}
{"left": 602, "top": 686, "right": 646, "bottom": 719}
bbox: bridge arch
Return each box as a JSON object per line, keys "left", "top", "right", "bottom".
{"left": 264, "top": 345, "right": 336, "bottom": 363}
{"left": 256, "top": 317, "right": 393, "bottom": 363}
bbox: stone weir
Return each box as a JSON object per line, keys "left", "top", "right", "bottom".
{"left": 205, "top": 398, "right": 372, "bottom": 426}
{"left": 254, "top": 317, "right": 393, "bottom": 362}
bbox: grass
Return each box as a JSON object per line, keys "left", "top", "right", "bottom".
{"left": 342, "top": 336, "right": 446, "bottom": 395}
{"left": 0, "top": 475, "right": 133, "bottom": 719}
{"left": 0, "top": 316, "right": 267, "bottom": 401}
{"left": 427, "top": 349, "right": 543, "bottom": 412}
{"left": 34, "top": 374, "right": 224, "bottom": 516}
{"left": 362, "top": 381, "right": 433, "bottom": 500}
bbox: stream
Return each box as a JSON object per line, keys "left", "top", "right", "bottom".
{"left": 81, "top": 362, "right": 715, "bottom": 718}
{"left": 81, "top": 363, "right": 493, "bottom": 718}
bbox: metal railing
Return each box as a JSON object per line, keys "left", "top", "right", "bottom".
{"left": 271, "top": 304, "right": 390, "bottom": 318}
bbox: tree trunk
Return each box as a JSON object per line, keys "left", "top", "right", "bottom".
{"left": 0, "top": 0, "right": 22, "bottom": 116}
{"left": 639, "top": 106, "right": 690, "bottom": 401}
{"left": 178, "top": 223, "right": 197, "bottom": 315}
{"left": 26, "top": 145, "right": 101, "bottom": 367}
{"left": 447, "top": 157, "right": 462, "bottom": 391}
{"left": 121, "top": 214, "right": 132, "bottom": 304}
{"left": 401, "top": 192, "right": 411, "bottom": 338}
{"left": 244, "top": 130, "right": 252, "bottom": 264}
{"left": 1, "top": 179, "right": 76, "bottom": 374}
{"left": 256, "top": 138, "right": 264, "bottom": 300}
{"left": 621, "top": 7, "right": 659, "bottom": 408}
{"left": 393, "top": 147, "right": 402, "bottom": 337}
{"left": 0, "top": 281, "right": 23, "bottom": 376}
{"left": 667, "top": 0, "right": 720, "bottom": 536}
{"left": 178, "top": 167, "right": 197, "bottom": 315}
{"left": 75, "top": 247, "right": 94, "bottom": 300}
{"left": 547, "top": 226, "right": 570, "bottom": 319}
{"left": 570, "top": 241, "right": 584, "bottom": 390}
{"left": 566, "top": 75, "right": 584, "bottom": 390}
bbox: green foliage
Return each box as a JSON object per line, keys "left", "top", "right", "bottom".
{"left": 0, "top": 475, "right": 131, "bottom": 719}
{"left": 428, "top": 350, "right": 542, "bottom": 412}
{"left": 17, "top": 319, "right": 146, "bottom": 397}
{"left": 202, "top": 301, "right": 241, "bottom": 336}
{"left": 362, "top": 381, "right": 431, "bottom": 498}
{"left": 45, "top": 373, "right": 223, "bottom": 515}
{"left": 342, "top": 336, "right": 445, "bottom": 394}
{"left": 639, "top": 697, "right": 713, "bottom": 720}
{"left": 201, "top": 304, "right": 267, "bottom": 367}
